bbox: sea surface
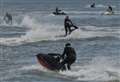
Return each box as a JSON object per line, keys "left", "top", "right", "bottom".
{"left": 0, "top": 0, "right": 120, "bottom": 82}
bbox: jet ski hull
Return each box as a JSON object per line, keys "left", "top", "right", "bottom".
{"left": 53, "top": 12, "right": 66, "bottom": 15}
{"left": 104, "top": 11, "right": 114, "bottom": 15}
{"left": 36, "top": 53, "right": 66, "bottom": 71}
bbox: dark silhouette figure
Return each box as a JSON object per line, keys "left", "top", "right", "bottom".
{"left": 53, "top": 7, "right": 66, "bottom": 15}
{"left": 55, "top": 7, "right": 62, "bottom": 14}
{"left": 3, "top": 12, "right": 12, "bottom": 24}
{"left": 107, "top": 6, "right": 113, "bottom": 12}
{"left": 64, "top": 16, "right": 78, "bottom": 36}
{"left": 60, "top": 43, "right": 76, "bottom": 70}
{"left": 91, "top": 3, "right": 95, "bottom": 8}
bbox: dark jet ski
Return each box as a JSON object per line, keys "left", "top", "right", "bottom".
{"left": 53, "top": 12, "right": 66, "bottom": 15}
{"left": 36, "top": 53, "right": 66, "bottom": 71}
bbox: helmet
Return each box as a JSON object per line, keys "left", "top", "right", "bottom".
{"left": 66, "top": 16, "right": 69, "bottom": 19}
{"left": 65, "top": 43, "right": 71, "bottom": 47}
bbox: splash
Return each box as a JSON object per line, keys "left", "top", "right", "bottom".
{"left": 0, "top": 14, "right": 120, "bottom": 46}
{"left": 60, "top": 56, "right": 120, "bottom": 81}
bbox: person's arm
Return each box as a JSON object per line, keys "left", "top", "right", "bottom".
{"left": 68, "top": 19, "right": 74, "bottom": 25}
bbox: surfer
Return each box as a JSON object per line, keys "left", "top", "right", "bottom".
{"left": 3, "top": 12, "right": 12, "bottom": 24}
{"left": 64, "top": 16, "right": 78, "bottom": 36}
{"left": 60, "top": 43, "right": 76, "bottom": 70}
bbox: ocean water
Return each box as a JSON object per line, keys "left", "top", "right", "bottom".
{"left": 0, "top": 0, "right": 120, "bottom": 82}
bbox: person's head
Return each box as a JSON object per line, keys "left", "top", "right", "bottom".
{"left": 66, "top": 16, "right": 69, "bottom": 19}
{"left": 65, "top": 43, "right": 71, "bottom": 47}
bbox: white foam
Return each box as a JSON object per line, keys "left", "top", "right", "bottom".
{"left": 59, "top": 56, "right": 120, "bottom": 81}
{"left": 0, "top": 14, "right": 119, "bottom": 46}
{"left": 0, "top": 25, "right": 119, "bottom": 46}
{"left": 20, "top": 64, "right": 48, "bottom": 71}
{"left": 67, "top": 10, "right": 102, "bottom": 15}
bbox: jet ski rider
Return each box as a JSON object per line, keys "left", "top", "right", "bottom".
{"left": 60, "top": 43, "right": 76, "bottom": 70}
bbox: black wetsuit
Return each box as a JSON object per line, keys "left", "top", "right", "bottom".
{"left": 91, "top": 3, "right": 95, "bottom": 8}
{"left": 108, "top": 6, "right": 113, "bottom": 11}
{"left": 106, "top": 6, "right": 113, "bottom": 13}
{"left": 61, "top": 46, "right": 76, "bottom": 70}
{"left": 55, "top": 8, "right": 61, "bottom": 14}
{"left": 64, "top": 17, "right": 78, "bottom": 36}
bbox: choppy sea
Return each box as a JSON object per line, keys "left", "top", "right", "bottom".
{"left": 0, "top": 0, "right": 120, "bottom": 82}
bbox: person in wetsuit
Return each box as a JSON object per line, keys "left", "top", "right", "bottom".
{"left": 64, "top": 16, "right": 78, "bottom": 36}
{"left": 3, "top": 12, "right": 12, "bottom": 24}
{"left": 91, "top": 3, "right": 95, "bottom": 8}
{"left": 60, "top": 43, "right": 76, "bottom": 70}
{"left": 107, "top": 5, "right": 113, "bottom": 12}
{"left": 55, "top": 7, "right": 61, "bottom": 14}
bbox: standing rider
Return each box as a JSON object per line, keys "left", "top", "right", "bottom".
{"left": 64, "top": 16, "right": 78, "bottom": 36}
{"left": 55, "top": 7, "right": 61, "bottom": 14}
{"left": 60, "top": 43, "right": 76, "bottom": 70}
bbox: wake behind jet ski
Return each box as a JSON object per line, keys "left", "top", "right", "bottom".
{"left": 53, "top": 7, "right": 66, "bottom": 15}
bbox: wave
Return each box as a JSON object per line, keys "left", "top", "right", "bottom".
{"left": 66, "top": 11, "right": 103, "bottom": 15}
{"left": 0, "top": 14, "right": 120, "bottom": 46}
{"left": 9, "top": 56, "right": 120, "bottom": 81}
{"left": 85, "top": 4, "right": 116, "bottom": 8}
{"left": 66, "top": 11, "right": 120, "bottom": 16}
{"left": 1, "top": 55, "right": 119, "bottom": 81}
{"left": 60, "top": 56, "right": 120, "bottom": 81}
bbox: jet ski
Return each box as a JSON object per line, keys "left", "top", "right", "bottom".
{"left": 53, "top": 12, "right": 66, "bottom": 15}
{"left": 104, "top": 11, "right": 114, "bottom": 15}
{"left": 36, "top": 53, "right": 66, "bottom": 71}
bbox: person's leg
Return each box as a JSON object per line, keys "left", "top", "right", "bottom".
{"left": 63, "top": 58, "right": 71, "bottom": 70}
{"left": 68, "top": 25, "right": 72, "bottom": 34}
{"left": 7, "top": 17, "right": 10, "bottom": 24}
{"left": 67, "top": 64, "right": 71, "bottom": 70}
{"left": 64, "top": 25, "right": 67, "bottom": 36}
{"left": 60, "top": 58, "right": 69, "bottom": 70}
{"left": 65, "top": 25, "right": 69, "bottom": 36}
{"left": 72, "top": 25, "right": 78, "bottom": 29}
{"left": 67, "top": 58, "right": 76, "bottom": 70}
